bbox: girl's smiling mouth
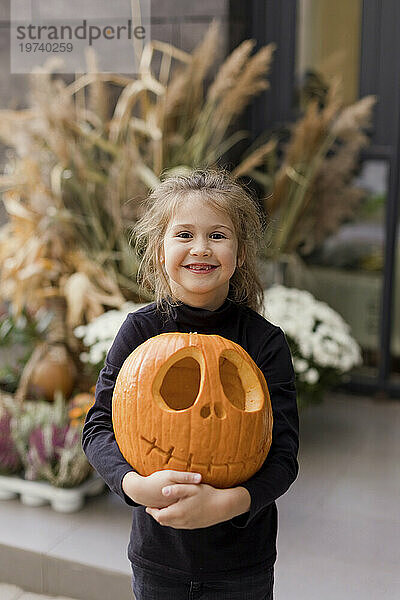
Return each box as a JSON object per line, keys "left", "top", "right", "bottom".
{"left": 183, "top": 263, "right": 219, "bottom": 273}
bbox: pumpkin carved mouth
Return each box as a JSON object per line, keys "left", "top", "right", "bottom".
{"left": 140, "top": 435, "right": 269, "bottom": 473}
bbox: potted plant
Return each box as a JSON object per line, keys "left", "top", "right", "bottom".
{"left": 0, "top": 391, "right": 103, "bottom": 512}
{"left": 263, "top": 285, "right": 362, "bottom": 407}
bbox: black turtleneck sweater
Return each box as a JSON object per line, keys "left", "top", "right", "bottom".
{"left": 82, "top": 297, "right": 299, "bottom": 582}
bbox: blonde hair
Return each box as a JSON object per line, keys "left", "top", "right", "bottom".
{"left": 131, "top": 169, "right": 266, "bottom": 317}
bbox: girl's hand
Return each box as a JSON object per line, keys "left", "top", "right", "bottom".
{"left": 145, "top": 482, "right": 241, "bottom": 529}
{"left": 122, "top": 469, "right": 202, "bottom": 509}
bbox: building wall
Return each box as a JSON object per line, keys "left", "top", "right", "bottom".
{"left": 150, "top": 0, "right": 228, "bottom": 52}
{"left": 0, "top": 0, "right": 230, "bottom": 223}
{"left": 0, "top": 0, "right": 230, "bottom": 110}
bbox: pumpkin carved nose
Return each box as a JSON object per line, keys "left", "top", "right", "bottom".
{"left": 200, "top": 402, "right": 226, "bottom": 420}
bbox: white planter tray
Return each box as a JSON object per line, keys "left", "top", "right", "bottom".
{"left": 0, "top": 473, "right": 105, "bottom": 513}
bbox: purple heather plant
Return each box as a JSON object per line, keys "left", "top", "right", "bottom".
{"left": 27, "top": 423, "right": 70, "bottom": 470}
{"left": 1, "top": 395, "right": 92, "bottom": 488}
{"left": 24, "top": 421, "right": 91, "bottom": 487}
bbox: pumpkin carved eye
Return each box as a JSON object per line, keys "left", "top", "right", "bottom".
{"left": 159, "top": 355, "right": 201, "bottom": 410}
{"left": 219, "top": 350, "right": 264, "bottom": 412}
{"left": 153, "top": 347, "right": 204, "bottom": 411}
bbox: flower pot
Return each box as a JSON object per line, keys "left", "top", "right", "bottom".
{"left": 0, "top": 473, "right": 105, "bottom": 513}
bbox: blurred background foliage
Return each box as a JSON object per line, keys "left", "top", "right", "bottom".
{"left": 0, "top": 22, "right": 374, "bottom": 402}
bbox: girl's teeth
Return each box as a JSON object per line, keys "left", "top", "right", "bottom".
{"left": 189, "top": 267, "right": 212, "bottom": 271}
{"left": 189, "top": 266, "right": 214, "bottom": 270}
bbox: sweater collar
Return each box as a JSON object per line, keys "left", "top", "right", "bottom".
{"left": 162, "top": 296, "right": 236, "bottom": 329}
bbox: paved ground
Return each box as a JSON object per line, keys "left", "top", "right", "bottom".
{"left": 1, "top": 392, "right": 399, "bottom": 599}
{"left": 275, "top": 393, "right": 400, "bottom": 600}
{"left": 0, "top": 584, "right": 77, "bottom": 599}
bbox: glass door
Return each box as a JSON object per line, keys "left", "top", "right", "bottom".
{"left": 293, "top": 0, "right": 392, "bottom": 382}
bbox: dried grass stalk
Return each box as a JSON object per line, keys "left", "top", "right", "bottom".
{"left": 265, "top": 77, "right": 376, "bottom": 257}
{"left": 232, "top": 139, "right": 276, "bottom": 179}
{"left": 0, "top": 23, "right": 275, "bottom": 330}
{"left": 207, "top": 40, "right": 256, "bottom": 103}
{"left": 212, "top": 44, "right": 275, "bottom": 145}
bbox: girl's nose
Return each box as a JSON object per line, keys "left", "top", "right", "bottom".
{"left": 189, "top": 240, "right": 211, "bottom": 256}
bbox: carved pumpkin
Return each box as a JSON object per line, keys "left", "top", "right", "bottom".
{"left": 112, "top": 332, "right": 273, "bottom": 488}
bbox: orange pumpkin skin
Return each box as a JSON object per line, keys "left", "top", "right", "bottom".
{"left": 112, "top": 332, "right": 273, "bottom": 488}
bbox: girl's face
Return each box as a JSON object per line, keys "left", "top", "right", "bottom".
{"left": 160, "top": 194, "right": 243, "bottom": 310}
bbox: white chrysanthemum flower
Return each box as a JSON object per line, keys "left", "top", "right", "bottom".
{"left": 74, "top": 302, "right": 149, "bottom": 366}
{"left": 263, "top": 285, "right": 362, "bottom": 384}
{"left": 304, "top": 368, "right": 319, "bottom": 385}
{"left": 79, "top": 352, "right": 90, "bottom": 363}
{"left": 293, "top": 358, "right": 308, "bottom": 373}
{"left": 74, "top": 326, "right": 86, "bottom": 339}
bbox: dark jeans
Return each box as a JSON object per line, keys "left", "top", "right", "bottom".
{"left": 131, "top": 563, "right": 274, "bottom": 600}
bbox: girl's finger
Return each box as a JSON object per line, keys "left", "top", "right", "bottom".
{"left": 162, "top": 483, "right": 190, "bottom": 497}
{"left": 145, "top": 504, "right": 172, "bottom": 526}
{"left": 169, "top": 471, "right": 201, "bottom": 484}
{"left": 151, "top": 503, "right": 181, "bottom": 527}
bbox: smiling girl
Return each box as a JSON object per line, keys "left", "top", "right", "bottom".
{"left": 82, "top": 169, "right": 299, "bottom": 599}
{"left": 160, "top": 193, "right": 243, "bottom": 310}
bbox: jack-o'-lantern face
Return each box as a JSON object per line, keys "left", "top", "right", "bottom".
{"left": 112, "top": 332, "right": 273, "bottom": 488}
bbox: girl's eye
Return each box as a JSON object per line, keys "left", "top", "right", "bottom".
{"left": 176, "top": 232, "right": 226, "bottom": 239}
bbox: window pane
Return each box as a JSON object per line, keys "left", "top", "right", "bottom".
{"left": 292, "top": 160, "right": 388, "bottom": 378}
{"left": 293, "top": 1, "right": 384, "bottom": 378}
{"left": 296, "top": 0, "right": 362, "bottom": 105}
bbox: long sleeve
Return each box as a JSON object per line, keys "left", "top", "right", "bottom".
{"left": 82, "top": 315, "right": 144, "bottom": 506}
{"left": 230, "top": 327, "right": 299, "bottom": 528}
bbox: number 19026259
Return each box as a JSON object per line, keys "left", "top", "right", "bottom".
{"left": 19, "top": 42, "right": 73, "bottom": 52}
